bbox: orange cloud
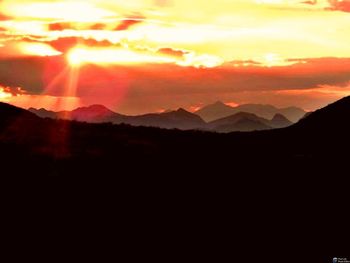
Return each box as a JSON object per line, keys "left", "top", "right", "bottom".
{"left": 328, "top": 0, "right": 350, "bottom": 12}
{"left": 0, "top": 85, "right": 25, "bottom": 102}
{"left": 114, "top": 18, "right": 144, "bottom": 31}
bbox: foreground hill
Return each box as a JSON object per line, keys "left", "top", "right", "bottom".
{"left": 3, "top": 100, "right": 348, "bottom": 261}
{"left": 196, "top": 101, "right": 306, "bottom": 122}
{"left": 292, "top": 95, "right": 350, "bottom": 133}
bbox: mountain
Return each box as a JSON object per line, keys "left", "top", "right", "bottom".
{"left": 58, "top": 105, "right": 125, "bottom": 123}
{"left": 207, "top": 112, "right": 272, "bottom": 133}
{"left": 30, "top": 105, "right": 126, "bottom": 123}
{"left": 195, "top": 101, "right": 234, "bottom": 123}
{"left": 2, "top": 100, "right": 346, "bottom": 259}
{"left": 278, "top": 107, "right": 307, "bottom": 123}
{"left": 270, "top": 114, "right": 293, "bottom": 128}
{"left": 3, "top": 96, "right": 350, "bottom": 176}
{"left": 1, "top": 102, "right": 38, "bottom": 123}
{"left": 29, "top": 105, "right": 205, "bottom": 130}
{"left": 29, "top": 108, "right": 58, "bottom": 119}
{"left": 124, "top": 108, "right": 206, "bottom": 130}
{"left": 195, "top": 102, "right": 306, "bottom": 122}
{"left": 29, "top": 104, "right": 295, "bottom": 132}
{"left": 292, "top": 96, "right": 350, "bottom": 133}
{"left": 1, "top": 102, "right": 39, "bottom": 130}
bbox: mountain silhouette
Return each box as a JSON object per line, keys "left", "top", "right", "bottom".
{"left": 195, "top": 101, "right": 234, "bottom": 122}
{"left": 207, "top": 112, "right": 272, "bottom": 132}
{"left": 196, "top": 102, "right": 306, "bottom": 122}
{"left": 2, "top": 96, "right": 350, "bottom": 177}
{"left": 1, "top": 102, "right": 38, "bottom": 122}
{"left": 292, "top": 96, "right": 350, "bottom": 133}
{"left": 30, "top": 104, "right": 295, "bottom": 132}
{"left": 124, "top": 108, "right": 206, "bottom": 130}
{"left": 61, "top": 105, "right": 123, "bottom": 123}
{"left": 30, "top": 105, "right": 205, "bottom": 130}
{"left": 28, "top": 107, "right": 58, "bottom": 119}
{"left": 1, "top": 102, "right": 40, "bottom": 131}
{"left": 270, "top": 114, "right": 293, "bottom": 128}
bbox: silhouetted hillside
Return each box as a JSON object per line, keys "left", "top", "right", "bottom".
{"left": 292, "top": 96, "right": 350, "bottom": 133}
{"left": 1, "top": 99, "right": 349, "bottom": 255}
{"left": 0, "top": 102, "right": 40, "bottom": 132}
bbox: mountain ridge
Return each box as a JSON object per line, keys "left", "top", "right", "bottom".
{"left": 29, "top": 104, "right": 294, "bottom": 132}
{"left": 196, "top": 101, "right": 306, "bottom": 122}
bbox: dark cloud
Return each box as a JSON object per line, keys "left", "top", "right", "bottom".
{"left": 0, "top": 57, "right": 46, "bottom": 94}
{"left": 1, "top": 56, "right": 350, "bottom": 113}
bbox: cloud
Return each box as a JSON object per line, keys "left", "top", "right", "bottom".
{"left": 90, "top": 23, "right": 107, "bottom": 30}
{"left": 114, "top": 18, "right": 144, "bottom": 31}
{"left": 154, "top": 0, "right": 173, "bottom": 7}
{"left": 0, "top": 85, "right": 25, "bottom": 96}
{"left": 0, "top": 84, "right": 26, "bottom": 103}
{"left": 327, "top": 0, "right": 350, "bottom": 12}
{"left": 156, "top": 47, "right": 189, "bottom": 58}
{"left": 48, "top": 22, "right": 75, "bottom": 31}
{"left": 2, "top": 56, "right": 350, "bottom": 95}
{"left": 0, "top": 13, "right": 10, "bottom": 21}
{"left": 48, "top": 37, "right": 117, "bottom": 52}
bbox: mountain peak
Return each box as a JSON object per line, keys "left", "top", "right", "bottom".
{"left": 272, "top": 113, "right": 290, "bottom": 122}
{"left": 270, "top": 113, "right": 293, "bottom": 128}
{"left": 176, "top": 108, "right": 190, "bottom": 113}
{"left": 213, "top": 101, "right": 226, "bottom": 106}
{"left": 81, "top": 104, "right": 113, "bottom": 112}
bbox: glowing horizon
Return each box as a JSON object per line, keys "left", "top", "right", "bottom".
{"left": 1, "top": 0, "right": 350, "bottom": 113}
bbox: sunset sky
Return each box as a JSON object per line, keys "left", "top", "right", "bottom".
{"left": 1, "top": 0, "right": 350, "bottom": 114}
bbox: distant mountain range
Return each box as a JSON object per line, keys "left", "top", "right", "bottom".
{"left": 207, "top": 112, "right": 292, "bottom": 133}
{"left": 1, "top": 96, "right": 350, "bottom": 177}
{"left": 29, "top": 106, "right": 206, "bottom": 130}
{"left": 29, "top": 103, "right": 297, "bottom": 132}
{"left": 195, "top": 101, "right": 306, "bottom": 123}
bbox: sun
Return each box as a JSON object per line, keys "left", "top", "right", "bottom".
{"left": 67, "top": 48, "right": 86, "bottom": 66}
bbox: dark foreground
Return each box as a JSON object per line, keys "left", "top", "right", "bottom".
{"left": 1, "top": 98, "right": 349, "bottom": 260}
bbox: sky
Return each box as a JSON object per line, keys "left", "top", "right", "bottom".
{"left": 1, "top": 0, "right": 350, "bottom": 114}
